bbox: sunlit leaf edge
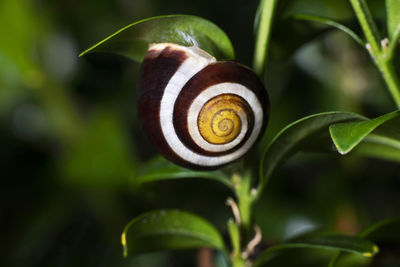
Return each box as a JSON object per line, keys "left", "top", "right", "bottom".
{"left": 79, "top": 14, "right": 235, "bottom": 61}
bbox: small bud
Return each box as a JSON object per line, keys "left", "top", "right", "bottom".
{"left": 365, "top": 43, "right": 371, "bottom": 52}
{"left": 381, "top": 37, "right": 389, "bottom": 51}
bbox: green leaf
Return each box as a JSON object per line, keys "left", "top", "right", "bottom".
{"left": 386, "top": 0, "right": 400, "bottom": 39}
{"left": 292, "top": 14, "right": 365, "bottom": 46}
{"left": 258, "top": 112, "right": 365, "bottom": 197}
{"left": 253, "top": 0, "right": 279, "bottom": 76}
{"left": 121, "top": 209, "right": 226, "bottom": 257}
{"left": 254, "top": 235, "right": 378, "bottom": 267}
{"left": 80, "top": 15, "right": 234, "bottom": 62}
{"left": 135, "top": 156, "right": 233, "bottom": 190}
{"left": 329, "top": 110, "right": 400, "bottom": 154}
{"left": 258, "top": 111, "right": 400, "bottom": 199}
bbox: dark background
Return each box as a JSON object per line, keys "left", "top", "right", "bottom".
{"left": 1, "top": 0, "right": 399, "bottom": 266}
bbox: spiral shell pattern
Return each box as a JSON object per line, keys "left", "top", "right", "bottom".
{"left": 138, "top": 43, "right": 269, "bottom": 169}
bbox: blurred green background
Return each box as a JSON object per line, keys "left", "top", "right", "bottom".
{"left": 1, "top": 0, "right": 399, "bottom": 266}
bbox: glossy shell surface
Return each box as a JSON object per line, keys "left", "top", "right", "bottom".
{"left": 138, "top": 43, "right": 269, "bottom": 169}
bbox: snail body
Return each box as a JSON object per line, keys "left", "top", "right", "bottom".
{"left": 138, "top": 43, "right": 269, "bottom": 169}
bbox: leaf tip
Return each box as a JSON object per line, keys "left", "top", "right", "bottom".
{"left": 121, "top": 232, "right": 128, "bottom": 257}
{"left": 337, "top": 148, "right": 350, "bottom": 155}
{"left": 121, "top": 232, "right": 127, "bottom": 246}
{"left": 373, "top": 245, "right": 380, "bottom": 254}
{"left": 362, "top": 252, "right": 373, "bottom": 257}
{"left": 79, "top": 46, "right": 94, "bottom": 57}
{"left": 79, "top": 41, "right": 103, "bottom": 57}
{"left": 329, "top": 125, "right": 353, "bottom": 155}
{"left": 78, "top": 51, "right": 87, "bottom": 57}
{"left": 332, "top": 140, "right": 351, "bottom": 155}
{"left": 362, "top": 245, "right": 379, "bottom": 257}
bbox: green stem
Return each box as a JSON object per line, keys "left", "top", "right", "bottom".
{"left": 230, "top": 172, "right": 255, "bottom": 267}
{"left": 232, "top": 257, "right": 248, "bottom": 267}
{"left": 386, "top": 23, "right": 400, "bottom": 59}
{"left": 253, "top": 0, "right": 278, "bottom": 77}
{"left": 349, "top": 0, "right": 381, "bottom": 54}
{"left": 228, "top": 219, "right": 241, "bottom": 257}
{"left": 228, "top": 219, "right": 250, "bottom": 267}
{"left": 236, "top": 172, "right": 253, "bottom": 236}
{"left": 350, "top": 0, "right": 400, "bottom": 108}
{"left": 376, "top": 59, "right": 400, "bottom": 108}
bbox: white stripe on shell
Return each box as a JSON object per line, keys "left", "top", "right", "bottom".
{"left": 187, "top": 83, "right": 254, "bottom": 152}
{"left": 156, "top": 44, "right": 263, "bottom": 167}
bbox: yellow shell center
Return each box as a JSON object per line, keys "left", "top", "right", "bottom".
{"left": 198, "top": 94, "right": 248, "bottom": 145}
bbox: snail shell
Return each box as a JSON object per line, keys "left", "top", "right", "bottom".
{"left": 138, "top": 43, "right": 269, "bottom": 169}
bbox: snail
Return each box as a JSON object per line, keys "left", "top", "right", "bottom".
{"left": 138, "top": 43, "right": 269, "bottom": 169}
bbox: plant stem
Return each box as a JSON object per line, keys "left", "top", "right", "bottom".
{"left": 253, "top": 0, "right": 278, "bottom": 77}
{"left": 230, "top": 172, "right": 255, "bottom": 266}
{"left": 232, "top": 257, "right": 248, "bottom": 267}
{"left": 386, "top": 24, "right": 400, "bottom": 59}
{"left": 376, "top": 59, "right": 400, "bottom": 108}
{"left": 349, "top": 0, "right": 381, "bottom": 54}
{"left": 236, "top": 172, "right": 253, "bottom": 236}
{"left": 350, "top": 0, "right": 400, "bottom": 108}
